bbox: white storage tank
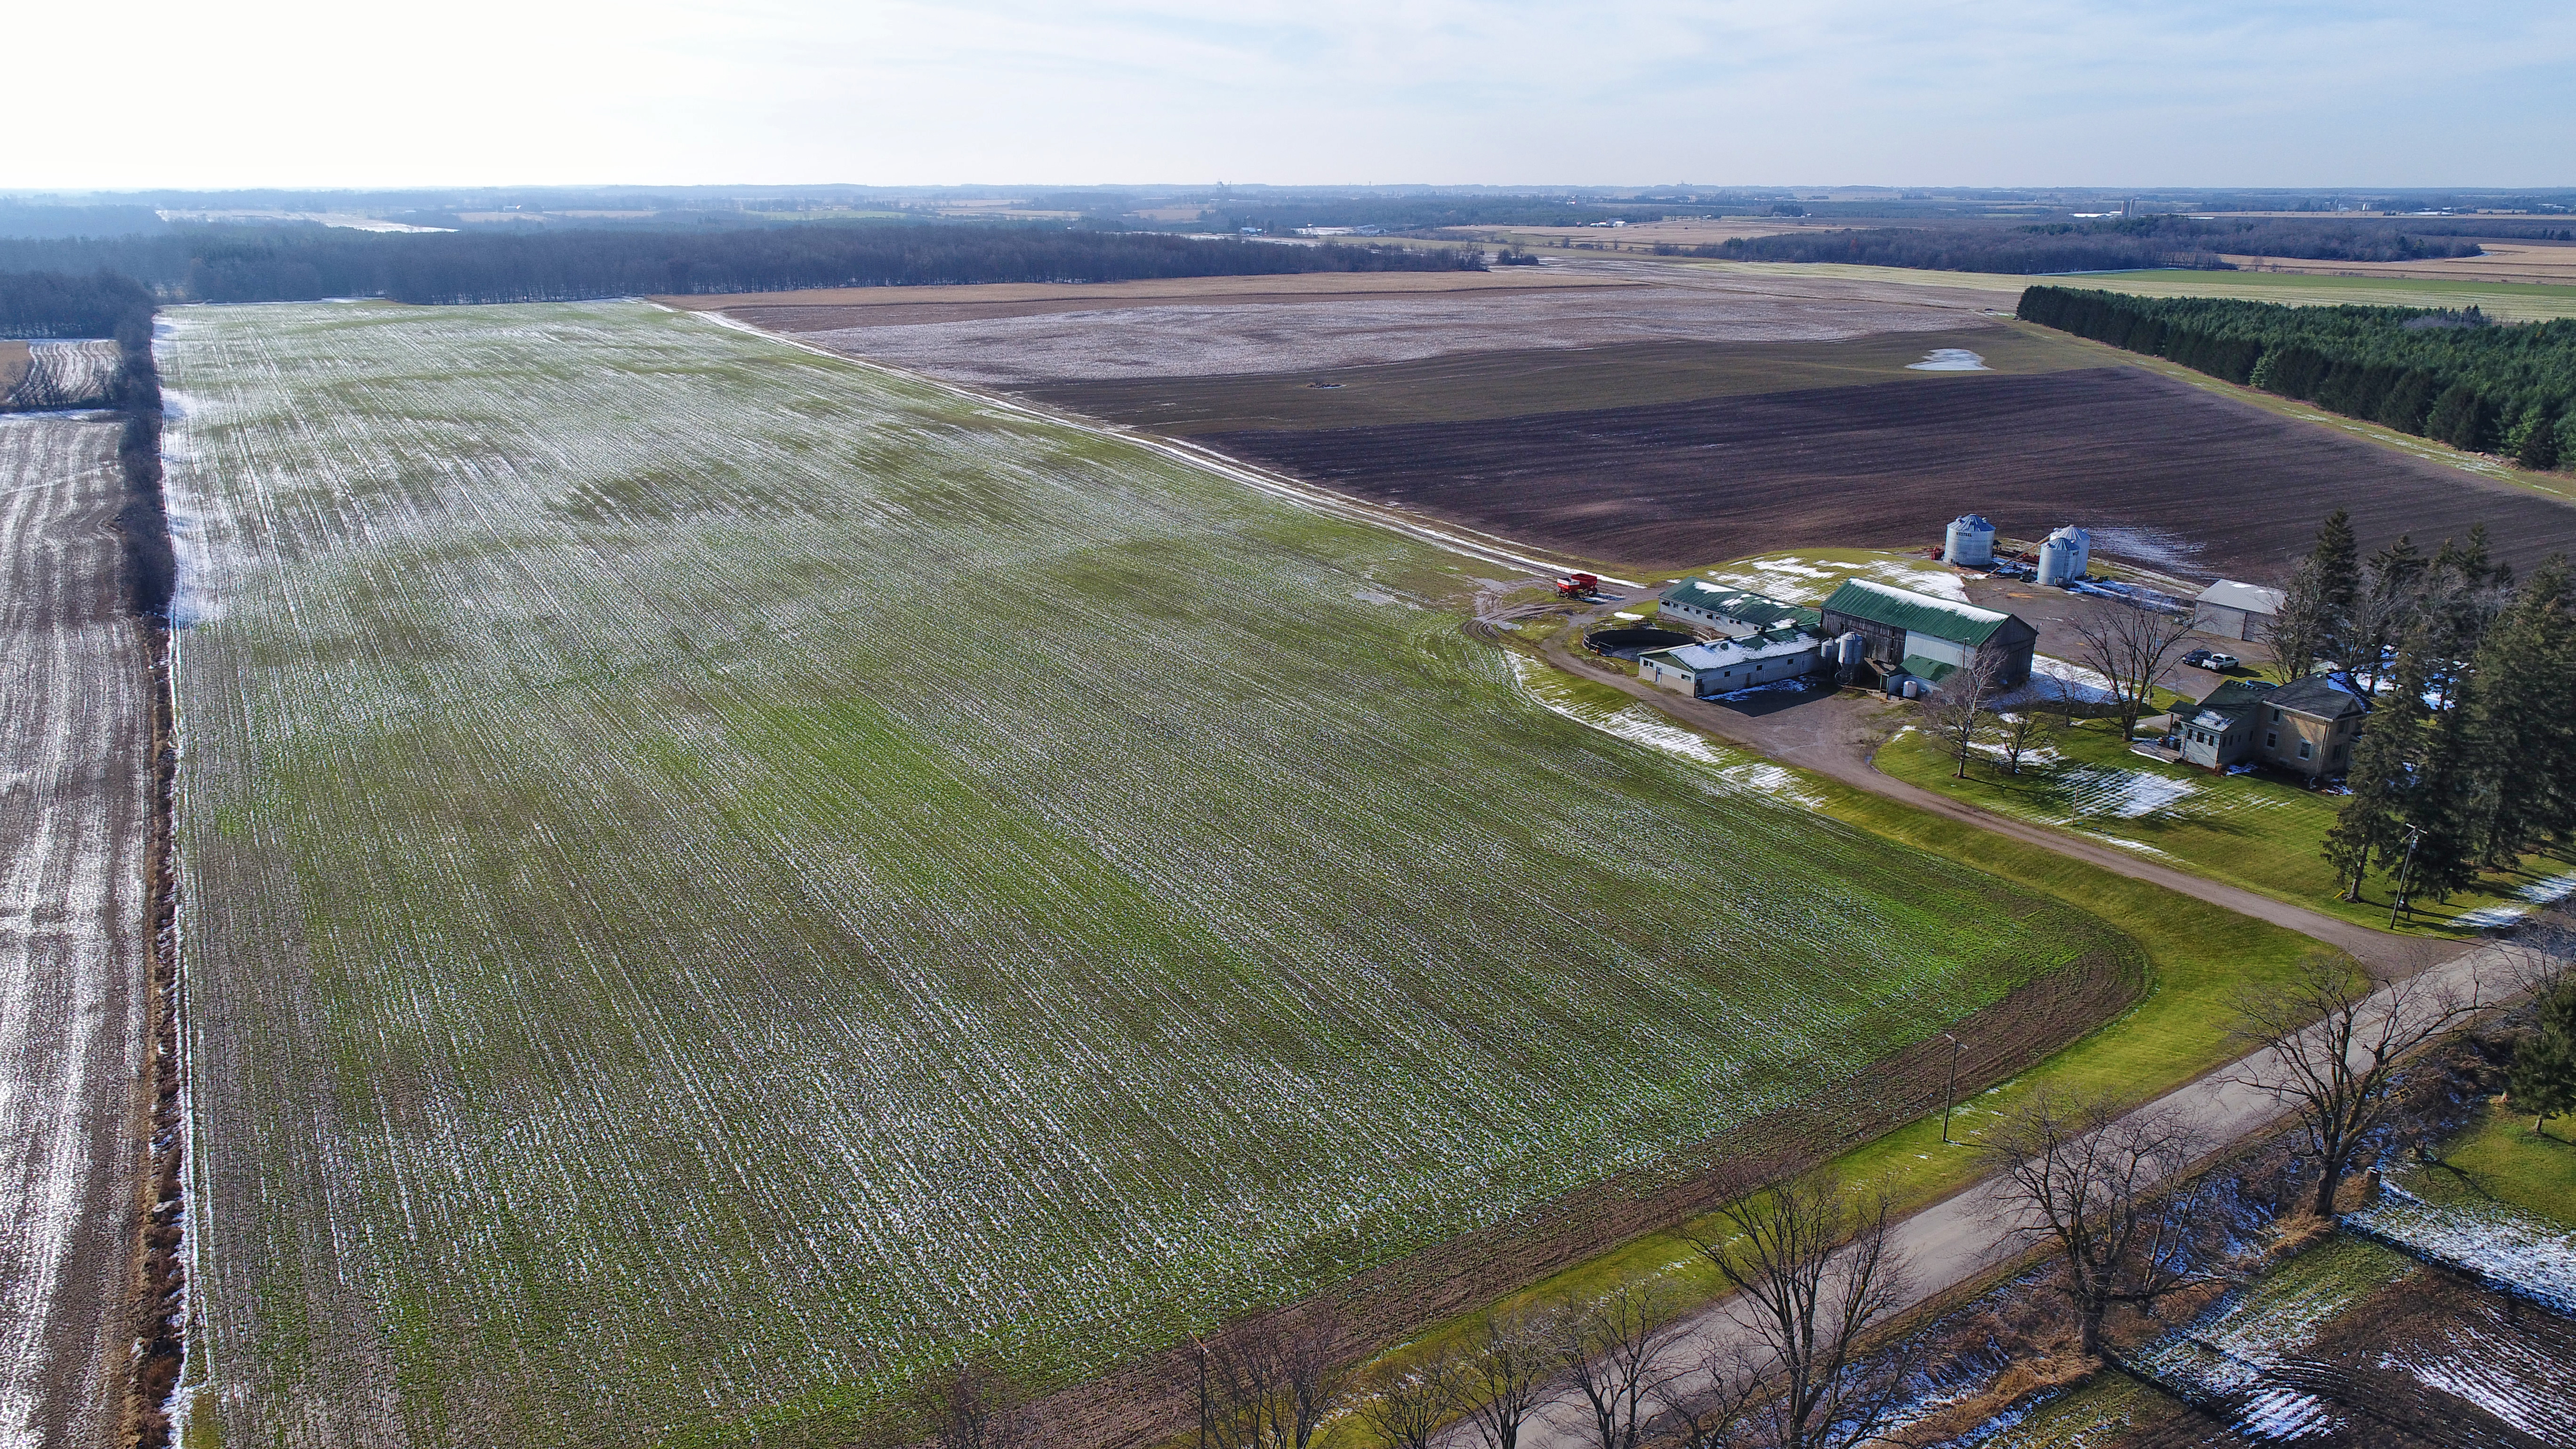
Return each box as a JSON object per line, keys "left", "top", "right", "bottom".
{"left": 2038, "top": 525, "right": 2093, "bottom": 586}
{"left": 1943, "top": 513, "right": 1997, "bottom": 569}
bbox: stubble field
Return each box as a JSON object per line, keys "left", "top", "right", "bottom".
{"left": 0, "top": 414, "right": 152, "bottom": 1449}
{"left": 1174, "top": 362, "right": 2576, "bottom": 581}
{"left": 159, "top": 300, "right": 2123, "bottom": 1446}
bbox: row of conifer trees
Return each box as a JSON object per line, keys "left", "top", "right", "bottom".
{"left": 2264, "top": 513, "right": 2576, "bottom": 904}
{"left": 2018, "top": 287, "right": 2576, "bottom": 469}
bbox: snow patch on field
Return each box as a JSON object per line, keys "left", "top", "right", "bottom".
{"left": 2347, "top": 1191, "right": 2576, "bottom": 1312}
{"left": 1906, "top": 348, "right": 1988, "bottom": 371}
{"left": 1700, "top": 551, "right": 1967, "bottom": 606}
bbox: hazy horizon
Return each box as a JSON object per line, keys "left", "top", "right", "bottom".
{"left": 14, "top": 1, "right": 2572, "bottom": 193}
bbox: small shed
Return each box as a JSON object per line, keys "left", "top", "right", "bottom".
{"left": 2192, "top": 580, "right": 2288, "bottom": 642}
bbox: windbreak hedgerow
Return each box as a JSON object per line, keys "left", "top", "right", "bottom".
{"left": 161, "top": 301, "right": 2113, "bottom": 1447}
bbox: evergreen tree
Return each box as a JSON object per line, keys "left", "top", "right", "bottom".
{"left": 2265, "top": 553, "right": 2336, "bottom": 681}
{"left": 2463, "top": 558, "right": 2576, "bottom": 866}
{"left": 2406, "top": 642, "right": 2485, "bottom": 904}
{"left": 2511, "top": 407, "right": 2561, "bottom": 470}
{"left": 2324, "top": 644, "right": 2423, "bottom": 901}
{"left": 2507, "top": 977, "right": 2576, "bottom": 1138}
{"left": 2313, "top": 508, "right": 2360, "bottom": 650}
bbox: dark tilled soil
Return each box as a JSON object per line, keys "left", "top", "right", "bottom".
{"left": 1199, "top": 367, "right": 2576, "bottom": 581}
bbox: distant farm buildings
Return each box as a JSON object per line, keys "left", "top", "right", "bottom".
{"left": 2191, "top": 580, "right": 2287, "bottom": 642}
{"left": 1819, "top": 580, "right": 2037, "bottom": 687}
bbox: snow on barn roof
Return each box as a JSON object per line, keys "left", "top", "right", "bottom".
{"left": 2195, "top": 580, "right": 2288, "bottom": 616}
{"left": 1643, "top": 632, "right": 1819, "bottom": 672}
{"left": 1821, "top": 579, "right": 2023, "bottom": 647}
{"left": 1657, "top": 579, "right": 1822, "bottom": 633}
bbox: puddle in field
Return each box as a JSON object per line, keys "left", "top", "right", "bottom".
{"left": 1907, "top": 348, "right": 1989, "bottom": 371}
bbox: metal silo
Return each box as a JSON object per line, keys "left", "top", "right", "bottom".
{"left": 1943, "top": 513, "right": 1996, "bottom": 568}
{"left": 2038, "top": 525, "right": 2092, "bottom": 586}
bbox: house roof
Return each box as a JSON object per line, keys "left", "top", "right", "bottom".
{"left": 2266, "top": 674, "right": 2369, "bottom": 721}
{"left": 2196, "top": 580, "right": 2288, "bottom": 616}
{"left": 1899, "top": 654, "right": 1961, "bottom": 684}
{"left": 1820, "top": 579, "right": 2029, "bottom": 648}
{"left": 2196, "top": 679, "right": 2276, "bottom": 716}
{"left": 1658, "top": 580, "right": 1822, "bottom": 633}
{"left": 2188, "top": 679, "right": 2275, "bottom": 731}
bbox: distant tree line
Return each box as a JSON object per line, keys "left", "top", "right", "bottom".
{"left": 1693, "top": 227, "right": 2231, "bottom": 273}
{"left": 0, "top": 224, "right": 1478, "bottom": 307}
{"left": 1692, "top": 216, "right": 2514, "bottom": 274}
{"left": 2018, "top": 286, "right": 2576, "bottom": 466}
{"left": 0, "top": 267, "right": 156, "bottom": 338}
{"left": 2258, "top": 514, "right": 2576, "bottom": 907}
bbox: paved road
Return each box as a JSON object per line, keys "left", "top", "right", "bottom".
{"left": 1537, "top": 612, "right": 2459, "bottom": 973}
{"left": 1482, "top": 935, "right": 2528, "bottom": 1448}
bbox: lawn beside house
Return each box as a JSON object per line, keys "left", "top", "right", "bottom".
{"left": 1877, "top": 711, "right": 2576, "bottom": 939}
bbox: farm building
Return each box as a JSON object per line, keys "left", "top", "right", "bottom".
{"left": 2191, "top": 580, "right": 2287, "bottom": 642}
{"left": 1819, "top": 579, "right": 2036, "bottom": 687}
{"left": 2177, "top": 679, "right": 2276, "bottom": 769}
{"left": 2250, "top": 675, "right": 2369, "bottom": 780}
{"left": 1638, "top": 630, "right": 1824, "bottom": 698}
{"left": 1657, "top": 579, "right": 1823, "bottom": 637}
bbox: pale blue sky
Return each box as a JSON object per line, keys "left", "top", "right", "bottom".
{"left": 14, "top": 1, "right": 2573, "bottom": 189}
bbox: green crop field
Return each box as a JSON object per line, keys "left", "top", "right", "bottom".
{"left": 159, "top": 301, "right": 2126, "bottom": 1447}
{"left": 1877, "top": 716, "right": 2576, "bottom": 937}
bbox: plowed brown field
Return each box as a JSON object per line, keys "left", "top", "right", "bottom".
{"left": 1192, "top": 366, "right": 2576, "bottom": 580}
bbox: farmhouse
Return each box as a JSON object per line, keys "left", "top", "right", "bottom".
{"left": 1638, "top": 630, "right": 1824, "bottom": 698}
{"left": 2177, "top": 679, "right": 2276, "bottom": 769}
{"left": 1657, "top": 579, "right": 1822, "bottom": 637}
{"left": 1819, "top": 579, "right": 2036, "bottom": 687}
{"left": 2250, "top": 675, "right": 2369, "bottom": 780}
{"left": 2192, "top": 580, "right": 2287, "bottom": 642}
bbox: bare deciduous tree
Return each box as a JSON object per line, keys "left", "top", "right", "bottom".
{"left": 918, "top": 1360, "right": 1035, "bottom": 1449}
{"left": 1689, "top": 1178, "right": 1912, "bottom": 1449}
{"left": 2223, "top": 950, "right": 2477, "bottom": 1219}
{"left": 1550, "top": 1280, "right": 1686, "bottom": 1449}
{"left": 1983, "top": 1095, "right": 2213, "bottom": 1357}
{"left": 1995, "top": 707, "right": 2045, "bottom": 776}
{"left": 1650, "top": 1341, "right": 1767, "bottom": 1449}
{"left": 1913, "top": 651, "right": 2003, "bottom": 778}
{"left": 1454, "top": 1308, "right": 1551, "bottom": 1449}
{"left": 1197, "top": 1307, "right": 1346, "bottom": 1449}
{"left": 1352, "top": 1355, "right": 1458, "bottom": 1449}
{"left": 2063, "top": 602, "right": 2194, "bottom": 741}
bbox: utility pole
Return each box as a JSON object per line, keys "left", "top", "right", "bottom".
{"left": 2389, "top": 823, "right": 2424, "bottom": 928}
{"left": 1940, "top": 1032, "right": 1963, "bottom": 1144}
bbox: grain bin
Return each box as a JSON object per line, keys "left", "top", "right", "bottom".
{"left": 1943, "top": 513, "right": 1997, "bottom": 569}
{"left": 2037, "top": 525, "right": 2093, "bottom": 586}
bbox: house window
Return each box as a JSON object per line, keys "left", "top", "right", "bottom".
{"left": 2265, "top": 732, "right": 2278, "bottom": 749}
{"left": 2298, "top": 740, "right": 2312, "bottom": 760}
